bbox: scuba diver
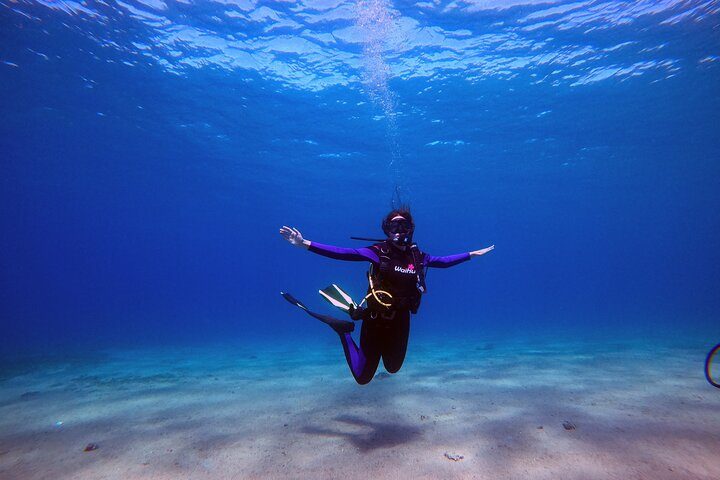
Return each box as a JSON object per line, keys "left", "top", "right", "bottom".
{"left": 279, "top": 208, "right": 494, "bottom": 385}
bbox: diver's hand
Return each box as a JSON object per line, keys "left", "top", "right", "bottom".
{"left": 470, "top": 245, "right": 494, "bottom": 257}
{"left": 280, "top": 226, "right": 310, "bottom": 249}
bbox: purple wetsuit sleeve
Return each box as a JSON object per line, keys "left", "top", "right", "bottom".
{"left": 308, "top": 242, "right": 380, "bottom": 263}
{"left": 424, "top": 252, "right": 471, "bottom": 268}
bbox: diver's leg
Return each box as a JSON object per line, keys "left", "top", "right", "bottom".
{"left": 381, "top": 310, "right": 410, "bottom": 374}
{"left": 338, "top": 321, "right": 381, "bottom": 385}
{"left": 282, "top": 292, "right": 377, "bottom": 383}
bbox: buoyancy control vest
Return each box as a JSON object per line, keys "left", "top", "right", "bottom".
{"left": 366, "top": 241, "right": 427, "bottom": 314}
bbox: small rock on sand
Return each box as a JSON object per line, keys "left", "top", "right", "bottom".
{"left": 562, "top": 421, "right": 576, "bottom": 431}
{"left": 444, "top": 452, "right": 464, "bottom": 461}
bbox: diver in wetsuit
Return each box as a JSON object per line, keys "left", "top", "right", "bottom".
{"left": 279, "top": 208, "right": 494, "bottom": 385}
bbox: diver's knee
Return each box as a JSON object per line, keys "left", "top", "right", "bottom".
{"left": 383, "top": 358, "right": 405, "bottom": 373}
{"left": 354, "top": 374, "right": 373, "bottom": 385}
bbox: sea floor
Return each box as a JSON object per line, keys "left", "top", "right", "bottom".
{"left": 1, "top": 335, "right": 719, "bottom": 480}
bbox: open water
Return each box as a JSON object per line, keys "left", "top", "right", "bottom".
{"left": 1, "top": 0, "right": 719, "bottom": 373}
{"left": 2, "top": 2, "right": 720, "bottom": 479}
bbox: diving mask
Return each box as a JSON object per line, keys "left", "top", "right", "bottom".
{"left": 386, "top": 219, "right": 413, "bottom": 235}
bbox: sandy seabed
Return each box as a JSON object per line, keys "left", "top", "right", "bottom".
{"left": 1, "top": 335, "right": 719, "bottom": 480}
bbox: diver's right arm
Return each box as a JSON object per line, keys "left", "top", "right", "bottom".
{"left": 279, "top": 226, "right": 378, "bottom": 262}
{"left": 280, "top": 226, "right": 310, "bottom": 249}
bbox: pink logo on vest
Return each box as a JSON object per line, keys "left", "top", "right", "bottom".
{"left": 394, "top": 264, "right": 416, "bottom": 274}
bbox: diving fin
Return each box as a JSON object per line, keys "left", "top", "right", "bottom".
{"left": 281, "top": 291, "right": 309, "bottom": 311}
{"left": 318, "top": 284, "right": 357, "bottom": 312}
{"left": 280, "top": 291, "right": 354, "bottom": 334}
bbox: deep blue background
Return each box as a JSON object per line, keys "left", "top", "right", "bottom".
{"left": 1, "top": 1, "right": 719, "bottom": 356}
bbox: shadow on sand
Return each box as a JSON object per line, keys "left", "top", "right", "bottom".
{"left": 301, "top": 414, "right": 422, "bottom": 452}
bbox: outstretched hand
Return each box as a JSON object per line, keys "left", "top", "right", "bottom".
{"left": 470, "top": 245, "right": 494, "bottom": 257}
{"left": 280, "top": 226, "right": 308, "bottom": 248}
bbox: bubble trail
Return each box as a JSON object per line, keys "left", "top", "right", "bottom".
{"left": 355, "top": 0, "right": 407, "bottom": 204}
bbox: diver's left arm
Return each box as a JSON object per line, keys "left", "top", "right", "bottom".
{"left": 469, "top": 245, "right": 494, "bottom": 257}
{"left": 425, "top": 245, "right": 494, "bottom": 268}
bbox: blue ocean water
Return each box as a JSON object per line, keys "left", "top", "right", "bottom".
{"left": 1, "top": 0, "right": 719, "bottom": 358}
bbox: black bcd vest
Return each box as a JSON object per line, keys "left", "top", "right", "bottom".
{"left": 366, "top": 241, "right": 427, "bottom": 314}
